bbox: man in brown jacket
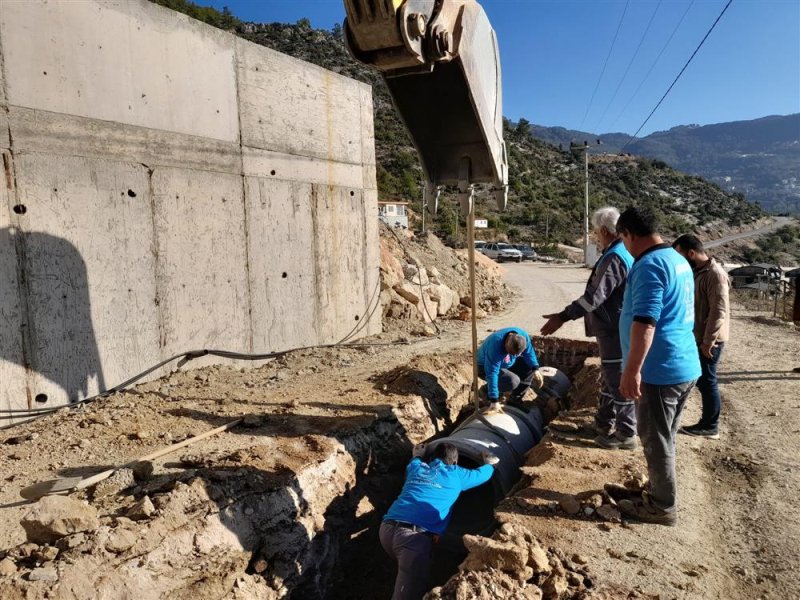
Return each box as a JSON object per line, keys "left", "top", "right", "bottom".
{"left": 672, "top": 235, "right": 730, "bottom": 438}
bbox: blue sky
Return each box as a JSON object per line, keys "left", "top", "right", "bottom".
{"left": 197, "top": 0, "right": 800, "bottom": 136}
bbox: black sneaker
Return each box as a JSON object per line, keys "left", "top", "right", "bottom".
{"left": 679, "top": 423, "right": 720, "bottom": 440}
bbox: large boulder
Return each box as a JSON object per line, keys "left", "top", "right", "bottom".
{"left": 393, "top": 281, "right": 421, "bottom": 305}
{"left": 403, "top": 264, "right": 429, "bottom": 286}
{"left": 427, "top": 283, "right": 458, "bottom": 316}
{"left": 380, "top": 243, "right": 405, "bottom": 290}
{"left": 21, "top": 496, "right": 100, "bottom": 544}
{"left": 416, "top": 297, "right": 438, "bottom": 323}
{"left": 460, "top": 534, "right": 529, "bottom": 575}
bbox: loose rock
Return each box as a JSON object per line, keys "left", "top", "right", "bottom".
{"left": 126, "top": 495, "right": 155, "bottom": 520}
{"left": 132, "top": 460, "right": 154, "bottom": 482}
{"left": 461, "top": 534, "right": 529, "bottom": 575}
{"left": 541, "top": 564, "right": 568, "bottom": 599}
{"left": 93, "top": 468, "right": 135, "bottom": 499}
{"left": 105, "top": 528, "right": 137, "bottom": 553}
{"left": 559, "top": 495, "right": 581, "bottom": 515}
{"left": 28, "top": 566, "right": 59, "bottom": 582}
{"left": 242, "top": 414, "right": 264, "bottom": 428}
{"left": 21, "top": 496, "right": 100, "bottom": 544}
{"left": 32, "top": 545, "right": 59, "bottom": 562}
{"left": 528, "top": 544, "right": 552, "bottom": 575}
{"left": 0, "top": 558, "right": 17, "bottom": 577}
{"left": 549, "top": 420, "right": 580, "bottom": 433}
{"left": 596, "top": 505, "right": 622, "bottom": 523}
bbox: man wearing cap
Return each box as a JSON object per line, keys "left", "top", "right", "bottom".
{"left": 380, "top": 442, "right": 498, "bottom": 600}
{"left": 476, "top": 327, "right": 543, "bottom": 412}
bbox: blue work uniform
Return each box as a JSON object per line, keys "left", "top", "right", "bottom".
{"left": 620, "top": 243, "right": 701, "bottom": 385}
{"left": 476, "top": 327, "right": 539, "bottom": 400}
{"left": 383, "top": 458, "right": 493, "bottom": 535}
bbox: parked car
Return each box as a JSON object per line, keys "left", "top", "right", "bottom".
{"left": 474, "top": 241, "right": 487, "bottom": 250}
{"left": 480, "top": 242, "right": 523, "bottom": 263}
{"left": 512, "top": 244, "right": 537, "bottom": 261}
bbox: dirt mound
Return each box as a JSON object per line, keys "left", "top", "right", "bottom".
{"left": 427, "top": 522, "right": 595, "bottom": 600}
{"left": 380, "top": 227, "right": 511, "bottom": 333}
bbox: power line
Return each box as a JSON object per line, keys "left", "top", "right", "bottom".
{"left": 608, "top": 0, "right": 696, "bottom": 131}
{"left": 578, "top": 0, "right": 631, "bottom": 131}
{"left": 594, "top": 0, "right": 663, "bottom": 132}
{"left": 620, "top": 0, "right": 734, "bottom": 152}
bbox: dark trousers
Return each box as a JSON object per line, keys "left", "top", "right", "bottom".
{"left": 477, "top": 361, "right": 535, "bottom": 399}
{"left": 596, "top": 332, "right": 637, "bottom": 437}
{"left": 379, "top": 521, "right": 433, "bottom": 600}
{"left": 637, "top": 380, "right": 696, "bottom": 513}
{"left": 696, "top": 343, "right": 724, "bottom": 429}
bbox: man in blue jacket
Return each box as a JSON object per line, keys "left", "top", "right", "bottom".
{"left": 476, "top": 327, "right": 543, "bottom": 412}
{"left": 615, "top": 206, "right": 701, "bottom": 526}
{"left": 540, "top": 207, "right": 636, "bottom": 449}
{"left": 380, "top": 442, "right": 497, "bottom": 600}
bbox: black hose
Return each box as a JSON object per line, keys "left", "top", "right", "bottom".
{"left": 0, "top": 266, "right": 395, "bottom": 426}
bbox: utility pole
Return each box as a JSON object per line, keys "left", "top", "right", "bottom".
{"left": 571, "top": 139, "right": 601, "bottom": 266}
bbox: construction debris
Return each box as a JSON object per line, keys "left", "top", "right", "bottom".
{"left": 427, "top": 523, "right": 592, "bottom": 599}
{"left": 380, "top": 228, "right": 510, "bottom": 332}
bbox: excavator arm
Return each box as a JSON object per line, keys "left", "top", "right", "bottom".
{"left": 343, "top": 0, "right": 508, "bottom": 212}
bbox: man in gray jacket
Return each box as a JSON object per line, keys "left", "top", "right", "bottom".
{"left": 541, "top": 207, "right": 636, "bottom": 448}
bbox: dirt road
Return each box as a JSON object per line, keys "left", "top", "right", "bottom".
{"left": 705, "top": 216, "right": 793, "bottom": 248}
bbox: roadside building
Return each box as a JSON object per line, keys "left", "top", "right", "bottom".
{"left": 379, "top": 201, "right": 409, "bottom": 229}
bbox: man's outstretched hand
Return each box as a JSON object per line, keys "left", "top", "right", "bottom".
{"left": 481, "top": 451, "right": 500, "bottom": 466}
{"left": 540, "top": 314, "right": 563, "bottom": 336}
{"left": 532, "top": 369, "right": 545, "bottom": 389}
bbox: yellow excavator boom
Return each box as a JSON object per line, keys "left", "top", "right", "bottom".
{"left": 343, "top": 0, "right": 508, "bottom": 210}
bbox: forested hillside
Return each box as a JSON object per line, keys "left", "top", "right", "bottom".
{"left": 151, "top": 0, "right": 766, "bottom": 251}
{"left": 533, "top": 115, "right": 800, "bottom": 215}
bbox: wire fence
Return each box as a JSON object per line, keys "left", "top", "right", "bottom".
{"left": 730, "top": 275, "right": 798, "bottom": 323}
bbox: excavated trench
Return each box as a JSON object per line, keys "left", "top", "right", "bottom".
{"left": 321, "top": 337, "right": 598, "bottom": 600}
{"left": 0, "top": 338, "right": 598, "bottom": 600}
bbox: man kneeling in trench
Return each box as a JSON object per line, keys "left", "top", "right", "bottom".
{"left": 477, "top": 327, "right": 544, "bottom": 412}
{"left": 380, "top": 442, "right": 499, "bottom": 600}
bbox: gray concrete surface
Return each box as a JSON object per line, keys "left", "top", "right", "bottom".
{"left": 0, "top": 0, "right": 380, "bottom": 420}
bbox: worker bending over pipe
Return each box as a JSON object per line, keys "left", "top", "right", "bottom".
{"left": 380, "top": 443, "right": 499, "bottom": 600}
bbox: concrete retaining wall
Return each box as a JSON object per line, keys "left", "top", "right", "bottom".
{"left": 0, "top": 0, "right": 380, "bottom": 420}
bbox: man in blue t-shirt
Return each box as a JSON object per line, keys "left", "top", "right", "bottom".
{"left": 615, "top": 206, "right": 701, "bottom": 526}
{"left": 476, "top": 327, "right": 542, "bottom": 412}
{"left": 379, "top": 443, "right": 497, "bottom": 600}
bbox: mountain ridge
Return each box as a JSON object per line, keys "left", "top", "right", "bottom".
{"left": 530, "top": 114, "right": 800, "bottom": 214}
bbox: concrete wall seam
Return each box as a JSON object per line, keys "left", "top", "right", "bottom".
{"left": 0, "top": 0, "right": 380, "bottom": 421}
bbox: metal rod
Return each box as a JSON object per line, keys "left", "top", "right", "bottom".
{"left": 584, "top": 147, "right": 589, "bottom": 266}
{"left": 466, "top": 192, "right": 480, "bottom": 413}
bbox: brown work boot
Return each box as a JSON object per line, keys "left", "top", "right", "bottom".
{"left": 618, "top": 493, "right": 677, "bottom": 526}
